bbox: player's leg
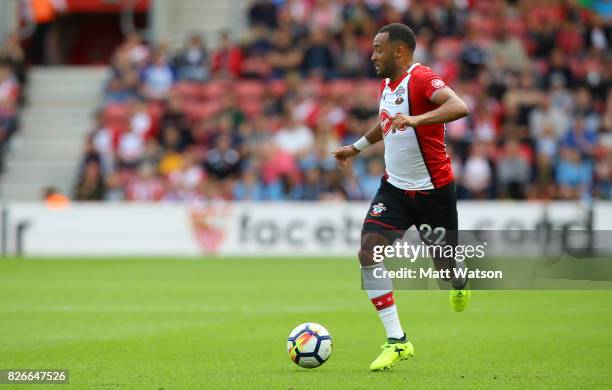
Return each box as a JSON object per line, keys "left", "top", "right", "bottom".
{"left": 410, "top": 182, "right": 471, "bottom": 311}
{"left": 360, "top": 179, "right": 415, "bottom": 370}
{"left": 359, "top": 232, "right": 405, "bottom": 341}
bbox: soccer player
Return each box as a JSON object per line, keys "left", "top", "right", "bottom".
{"left": 332, "top": 23, "right": 471, "bottom": 371}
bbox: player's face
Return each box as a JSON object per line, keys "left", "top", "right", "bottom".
{"left": 371, "top": 33, "right": 395, "bottom": 78}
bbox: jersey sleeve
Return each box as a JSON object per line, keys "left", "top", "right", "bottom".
{"left": 412, "top": 67, "right": 448, "bottom": 102}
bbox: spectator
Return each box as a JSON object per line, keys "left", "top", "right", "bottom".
{"left": 544, "top": 49, "right": 575, "bottom": 90}
{"left": 529, "top": 95, "right": 570, "bottom": 141}
{"left": 159, "top": 147, "right": 184, "bottom": 177}
{"left": 585, "top": 14, "right": 610, "bottom": 52}
{"left": 0, "top": 63, "right": 19, "bottom": 147}
{"left": 309, "top": 0, "right": 342, "bottom": 33}
{"left": 211, "top": 32, "right": 243, "bottom": 78}
{"left": 159, "top": 125, "right": 188, "bottom": 153}
{"left": 43, "top": 187, "right": 70, "bottom": 209}
{"left": 218, "top": 93, "right": 246, "bottom": 129}
{"left": 435, "top": 0, "right": 468, "bottom": 37}
{"left": 562, "top": 117, "right": 598, "bottom": 159}
{"left": 125, "top": 164, "right": 164, "bottom": 201}
{"left": 556, "top": 147, "right": 593, "bottom": 199}
{"left": 141, "top": 138, "right": 163, "bottom": 168}
{"left": 301, "top": 167, "right": 322, "bottom": 200}
{"left": 233, "top": 170, "right": 266, "bottom": 201}
{"left": 141, "top": 51, "right": 175, "bottom": 100}
{"left": 274, "top": 113, "right": 314, "bottom": 156}
{"left": 259, "top": 141, "right": 298, "bottom": 186}
{"left": 402, "top": 1, "right": 436, "bottom": 35}
{"left": 0, "top": 34, "right": 27, "bottom": 86}
{"left": 205, "top": 134, "right": 241, "bottom": 180}
{"left": 496, "top": 140, "right": 531, "bottom": 199}
{"left": 488, "top": 23, "right": 529, "bottom": 73}
{"left": 117, "top": 125, "right": 144, "bottom": 169}
{"left": 267, "top": 28, "right": 303, "bottom": 79}
{"left": 129, "top": 100, "right": 153, "bottom": 139}
{"left": 173, "top": 34, "right": 210, "bottom": 82}
{"left": 167, "top": 151, "right": 205, "bottom": 201}
{"left": 461, "top": 143, "right": 493, "bottom": 199}
{"left": 573, "top": 87, "right": 600, "bottom": 132}
{"left": 117, "top": 32, "right": 150, "bottom": 69}
{"left": 248, "top": 0, "right": 278, "bottom": 29}
{"left": 105, "top": 52, "right": 141, "bottom": 103}
{"left": 104, "top": 171, "right": 125, "bottom": 201}
{"left": 301, "top": 30, "right": 335, "bottom": 78}
{"left": 75, "top": 161, "right": 106, "bottom": 200}
{"left": 159, "top": 94, "right": 192, "bottom": 144}
{"left": 557, "top": 19, "right": 584, "bottom": 57}
{"left": 529, "top": 15, "right": 558, "bottom": 59}
{"left": 241, "top": 24, "right": 274, "bottom": 79}
{"left": 503, "top": 72, "right": 543, "bottom": 133}
{"left": 336, "top": 32, "right": 365, "bottom": 78}
{"left": 460, "top": 24, "right": 488, "bottom": 80}
{"left": 360, "top": 158, "right": 384, "bottom": 199}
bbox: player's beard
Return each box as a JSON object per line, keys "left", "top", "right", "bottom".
{"left": 374, "top": 61, "right": 392, "bottom": 79}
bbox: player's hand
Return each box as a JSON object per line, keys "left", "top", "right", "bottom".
{"left": 331, "top": 145, "right": 360, "bottom": 168}
{"left": 390, "top": 114, "right": 420, "bottom": 133}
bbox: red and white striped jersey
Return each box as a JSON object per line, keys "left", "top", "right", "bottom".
{"left": 379, "top": 63, "right": 454, "bottom": 190}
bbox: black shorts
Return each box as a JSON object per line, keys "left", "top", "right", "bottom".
{"left": 362, "top": 177, "right": 458, "bottom": 242}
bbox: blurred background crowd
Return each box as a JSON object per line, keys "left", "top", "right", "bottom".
{"left": 0, "top": 34, "right": 26, "bottom": 174}
{"left": 68, "top": 0, "right": 611, "bottom": 202}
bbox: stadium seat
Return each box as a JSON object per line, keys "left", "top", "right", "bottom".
{"left": 235, "top": 80, "right": 265, "bottom": 99}
{"left": 269, "top": 79, "right": 287, "bottom": 97}
{"left": 172, "top": 82, "right": 201, "bottom": 101}
{"left": 360, "top": 80, "right": 383, "bottom": 100}
{"left": 329, "top": 80, "right": 355, "bottom": 99}
{"left": 201, "top": 80, "right": 232, "bottom": 100}
{"left": 437, "top": 37, "right": 462, "bottom": 57}
{"left": 183, "top": 101, "right": 223, "bottom": 121}
{"left": 240, "top": 100, "right": 264, "bottom": 118}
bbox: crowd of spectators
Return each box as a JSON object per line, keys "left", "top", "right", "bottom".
{"left": 76, "top": 0, "right": 612, "bottom": 202}
{"left": 0, "top": 33, "right": 26, "bottom": 174}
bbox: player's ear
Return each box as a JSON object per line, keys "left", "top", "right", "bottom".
{"left": 394, "top": 43, "right": 404, "bottom": 59}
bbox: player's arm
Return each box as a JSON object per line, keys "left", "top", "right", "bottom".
{"left": 332, "top": 122, "right": 382, "bottom": 167}
{"left": 390, "top": 88, "right": 469, "bottom": 130}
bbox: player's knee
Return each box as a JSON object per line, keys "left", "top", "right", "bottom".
{"left": 358, "top": 233, "right": 386, "bottom": 267}
{"left": 357, "top": 247, "right": 372, "bottom": 266}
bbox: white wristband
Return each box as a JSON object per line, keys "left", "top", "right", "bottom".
{"left": 352, "top": 136, "right": 371, "bottom": 151}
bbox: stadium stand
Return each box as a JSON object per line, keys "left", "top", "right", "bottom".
{"left": 75, "top": 0, "right": 611, "bottom": 202}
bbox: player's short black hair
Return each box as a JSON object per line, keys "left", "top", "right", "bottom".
{"left": 378, "top": 23, "right": 416, "bottom": 52}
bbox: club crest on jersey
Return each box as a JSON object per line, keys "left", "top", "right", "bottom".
{"left": 369, "top": 202, "right": 387, "bottom": 217}
{"left": 393, "top": 86, "right": 406, "bottom": 105}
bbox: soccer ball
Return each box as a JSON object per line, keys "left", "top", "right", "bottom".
{"left": 287, "top": 322, "right": 333, "bottom": 368}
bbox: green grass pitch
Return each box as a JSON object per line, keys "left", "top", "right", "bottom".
{"left": 1, "top": 258, "right": 611, "bottom": 389}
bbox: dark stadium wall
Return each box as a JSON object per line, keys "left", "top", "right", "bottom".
{"left": 65, "top": 12, "right": 148, "bottom": 65}
{"left": 21, "top": 12, "right": 148, "bottom": 65}
{"left": 66, "top": 0, "right": 149, "bottom": 13}
{"left": 20, "top": 0, "right": 149, "bottom": 65}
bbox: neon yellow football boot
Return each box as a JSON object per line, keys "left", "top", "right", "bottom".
{"left": 450, "top": 285, "right": 471, "bottom": 312}
{"left": 369, "top": 340, "right": 414, "bottom": 371}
